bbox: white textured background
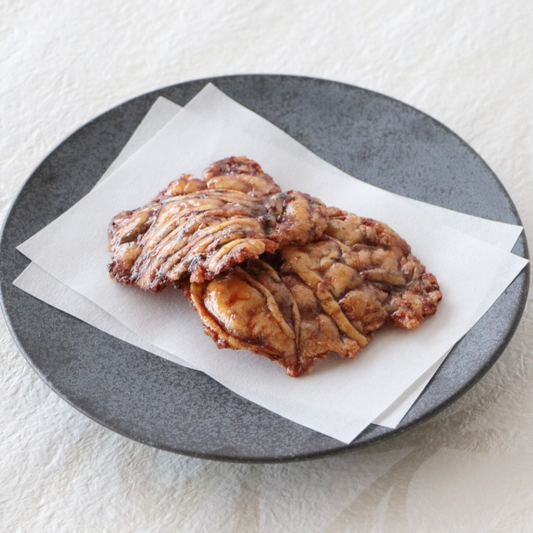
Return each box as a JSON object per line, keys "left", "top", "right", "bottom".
{"left": 1, "top": 1, "right": 533, "bottom": 531}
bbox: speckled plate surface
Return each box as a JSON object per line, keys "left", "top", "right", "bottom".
{"left": 0, "top": 75, "right": 529, "bottom": 462}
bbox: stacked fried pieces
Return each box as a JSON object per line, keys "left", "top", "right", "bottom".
{"left": 108, "top": 157, "right": 442, "bottom": 377}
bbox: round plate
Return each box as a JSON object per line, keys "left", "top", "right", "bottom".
{"left": 0, "top": 75, "right": 529, "bottom": 462}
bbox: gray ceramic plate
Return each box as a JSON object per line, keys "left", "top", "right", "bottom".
{"left": 0, "top": 75, "right": 529, "bottom": 462}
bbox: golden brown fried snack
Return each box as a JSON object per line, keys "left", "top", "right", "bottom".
{"left": 186, "top": 207, "right": 442, "bottom": 377}
{"left": 108, "top": 156, "right": 441, "bottom": 377}
{"left": 108, "top": 157, "right": 327, "bottom": 291}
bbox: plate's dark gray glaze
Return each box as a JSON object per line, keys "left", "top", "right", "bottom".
{"left": 0, "top": 75, "right": 529, "bottom": 463}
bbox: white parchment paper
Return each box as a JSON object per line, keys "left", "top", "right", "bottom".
{"left": 16, "top": 85, "right": 528, "bottom": 442}
{"left": 14, "top": 95, "right": 524, "bottom": 429}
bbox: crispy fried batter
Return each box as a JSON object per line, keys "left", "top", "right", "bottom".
{"left": 108, "top": 157, "right": 327, "bottom": 291}
{"left": 322, "top": 207, "right": 442, "bottom": 329}
{"left": 186, "top": 207, "right": 442, "bottom": 377}
{"left": 108, "top": 156, "right": 442, "bottom": 377}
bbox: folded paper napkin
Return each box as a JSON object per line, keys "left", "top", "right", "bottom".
{"left": 15, "top": 84, "right": 527, "bottom": 443}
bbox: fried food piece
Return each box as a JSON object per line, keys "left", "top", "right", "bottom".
{"left": 108, "top": 156, "right": 441, "bottom": 377}
{"left": 108, "top": 157, "right": 327, "bottom": 291}
{"left": 186, "top": 207, "right": 442, "bottom": 377}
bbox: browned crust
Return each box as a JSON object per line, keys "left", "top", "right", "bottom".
{"left": 108, "top": 157, "right": 442, "bottom": 377}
